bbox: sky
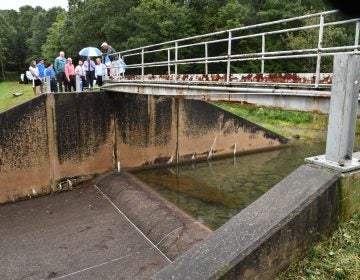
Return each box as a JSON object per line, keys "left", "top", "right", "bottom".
{"left": 1, "top": 0, "right": 68, "bottom": 11}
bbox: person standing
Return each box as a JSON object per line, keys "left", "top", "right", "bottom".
{"left": 83, "top": 56, "right": 95, "bottom": 89}
{"left": 65, "top": 57, "right": 76, "bottom": 92}
{"left": 54, "top": 51, "right": 67, "bottom": 92}
{"left": 28, "top": 60, "right": 42, "bottom": 96}
{"left": 95, "top": 57, "right": 107, "bottom": 87}
{"left": 45, "top": 63, "right": 58, "bottom": 93}
{"left": 36, "top": 58, "right": 45, "bottom": 94}
{"left": 75, "top": 60, "right": 86, "bottom": 90}
{"left": 100, "top": 42, "right": 119, "bottom": 77}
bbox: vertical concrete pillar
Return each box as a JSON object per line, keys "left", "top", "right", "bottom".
{"left": 325, "top": 54, "right": 360, "bottom": 163}
{"left": 45, "top": 94, "right": 59, "bottom": 191}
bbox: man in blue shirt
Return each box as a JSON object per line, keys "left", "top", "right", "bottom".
{"left": 45, "top": 63, "right": 58, "bottom": 93}
{"left": 54, "top": 51, "right": 67, "bottom": 92}
{"left": 36, "top": 58, "right": 45, "bottom": 94}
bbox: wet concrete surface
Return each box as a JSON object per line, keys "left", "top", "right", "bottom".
{"left": 0, "top": 183, "right": 170, "bottom": 280}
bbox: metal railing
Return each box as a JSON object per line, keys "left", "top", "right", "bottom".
{"left": 111, "top": 10, "right": 360, "bottom": 88}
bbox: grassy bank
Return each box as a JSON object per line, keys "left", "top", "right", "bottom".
{"left": 276, "top": 212, "right": 360, "bottom": 280}
{"left": 212, "top": 101, "right": 331, "bottom": 139}
{"left": 0, "top": 81, "right": 34, "bottom": 112}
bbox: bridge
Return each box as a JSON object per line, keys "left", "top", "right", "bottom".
{"left": 99, "top": 9, "right": 360, "bottom": 113}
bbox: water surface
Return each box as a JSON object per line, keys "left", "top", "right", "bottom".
{"left": 133, "top": 138, "right": 331, "bottom": 229}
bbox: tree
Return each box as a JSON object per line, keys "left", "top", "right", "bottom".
{"left": 42, "top": 12, "right": 67, "bottom": 62}
{"left": 125, "top": 0, "right": 195, "bottom": 48}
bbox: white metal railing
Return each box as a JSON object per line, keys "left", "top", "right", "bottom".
{"left": 110, "top": 10, "right": 360, "bottom": 88}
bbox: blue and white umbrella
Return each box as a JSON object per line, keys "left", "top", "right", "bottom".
{"left": 79, "top": 47, "right": 102, "bottom": 57}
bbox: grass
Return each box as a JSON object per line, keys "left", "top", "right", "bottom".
{"left": 0, "top": 81, "right": 35, "bottom": 113}
{"left": 212, "top": 101, "right": 360, "bottom": 139}
{"left": 276, "top": 212, "right": 360, "bottom": 280}
{"left": 0, "top": 80, "right": 102, "bottom": 113}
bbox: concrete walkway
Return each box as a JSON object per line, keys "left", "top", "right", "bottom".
{"left": 0, "top": 184, "right": 170, "bottom": 280}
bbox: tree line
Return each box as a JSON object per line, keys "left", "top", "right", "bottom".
{"left": 0, "top": 0, "right": 352, "bottom": 80}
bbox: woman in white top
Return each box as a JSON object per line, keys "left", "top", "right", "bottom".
{"left": 29, "top": 60, "right": 43, "bottom": 95}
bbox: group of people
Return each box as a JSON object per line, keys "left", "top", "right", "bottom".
{"left": 27, "top": 42, "right": 122, "bottom": 95}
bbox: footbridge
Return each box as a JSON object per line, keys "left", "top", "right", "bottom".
{"left": 102, "top": 10, "right": 360, "bottom": 113}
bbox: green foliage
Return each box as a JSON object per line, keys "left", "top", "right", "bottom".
{"left": 42, "top": 12, "right": 67, "bottom": 62}
{"left": 0, "top": 0, "right": 355, "bottom": 75}
{"left": 125, "top": 0, "right": 195, "bottom": 48}
{"left": 204, "top": 0, "right": 254, "bottom": 31}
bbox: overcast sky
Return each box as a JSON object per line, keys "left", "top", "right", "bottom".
{"left": 1, "top": 0, "right": 68, "bottom": 11}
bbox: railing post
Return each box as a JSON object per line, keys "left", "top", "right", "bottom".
{"left": 261, "top": 34, "right": 266, "bottom": 74}
{"left": 205, "top": 42, "right": 208, "bottom": 75}
{"left": 175, "top": 41, "right": 178, "bottom": 83}
{"left": 315, "top": 14, "right": 324, "bottom": 88}
{"left": 45, "top": 76, "right": 51, "bottom": 93}
{"left": 226, "top": 31, "right": 232, "bottom": 83}
{"left": 306, "top": 54, "right": 360, "bottom": 171}
{"left": 141, "top": 48, "right": 144, "bottom": 82}
{"left": 325, "top": 54, "right": 360, "bottom": 162}
{"left": 355, "top": 21, "right": 360, "bottom": 52}
{"left": 75, "top": 75, "right": 81, "bottom": 91}
{"left": 167, "top": 48, "right": 171, "bottom": 75}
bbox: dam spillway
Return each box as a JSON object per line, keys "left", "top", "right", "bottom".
{"left": 0, "top": 91, "right": 288, "bottom": 204}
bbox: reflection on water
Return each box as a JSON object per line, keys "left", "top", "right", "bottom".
{"left": 133, "top": 138, "right": 329, "bottom": 229}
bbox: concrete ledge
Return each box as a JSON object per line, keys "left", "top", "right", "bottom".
{"left": 94, "top": 172, "right": 212, "bottom": 261}
{"left": 153, "top": 165, "right": 340, "bottom": 280}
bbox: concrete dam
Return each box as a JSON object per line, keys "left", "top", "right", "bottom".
{"left": 0, "top": 91, "right": 291, "bottom": 279}
{"left": 1, "top": 90, "right": 359, "bottom": 279}
{"left": 0, "top": 92, "right": 287, "bottom": 204}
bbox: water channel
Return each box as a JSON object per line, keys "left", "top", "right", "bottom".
{"left": 133, "top": 134, "right": 357, "bottom": 230}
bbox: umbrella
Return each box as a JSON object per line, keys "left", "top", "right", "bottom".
{"left": 79, "top": 47, "right": 102, "bottom": 57}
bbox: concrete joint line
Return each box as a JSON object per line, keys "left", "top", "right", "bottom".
{"left": 93, "top": 185, "right": 173, "bottom": 263}
{"left": 52, "top": 253, "right": 133, "bottom": 279}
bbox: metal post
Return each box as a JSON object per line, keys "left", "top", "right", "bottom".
{"left": 315, "top": 14, "right": 324, "bottom": 88}
{"left": 75, "top": 75, "right": 81, "bottom": 91}
{"left": 167, "top": 49, "right": 171, "bottom": 76}
{"left": 226, "top": 31, "right": 232, "bottom": 83}
{"left": 141, "top": 48, "right": 144, "bottom": 81}
{"left": 205, "top": 42, "right": 208, "bottom": 75}
{"left": 325, "top": 54, "right": 360, "bottom": 162}
{"left": 261, "top": 34, "right": 266, "bottom": 74}
{"left": 45, "top": 76, "right": 51, "bottom": 93}
{"left": 175, "top": 41, "right": 178, "bottom": 83}
{"left": 355, "top": 21, "right": 360, "bottom": 52}
{"left": 306, "top": 54, "right": 360, "bottom": 171}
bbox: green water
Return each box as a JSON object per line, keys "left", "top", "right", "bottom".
{"left": 132, "top": 138, "right": 329, "bottom": 229}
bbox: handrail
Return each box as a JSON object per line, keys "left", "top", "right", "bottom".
{"left": 107, "top": 10, "right": 360, "bottom": 89}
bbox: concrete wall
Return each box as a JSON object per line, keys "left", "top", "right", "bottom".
{"left": 0, "top": 92, "right": 287, "bottom": 204}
